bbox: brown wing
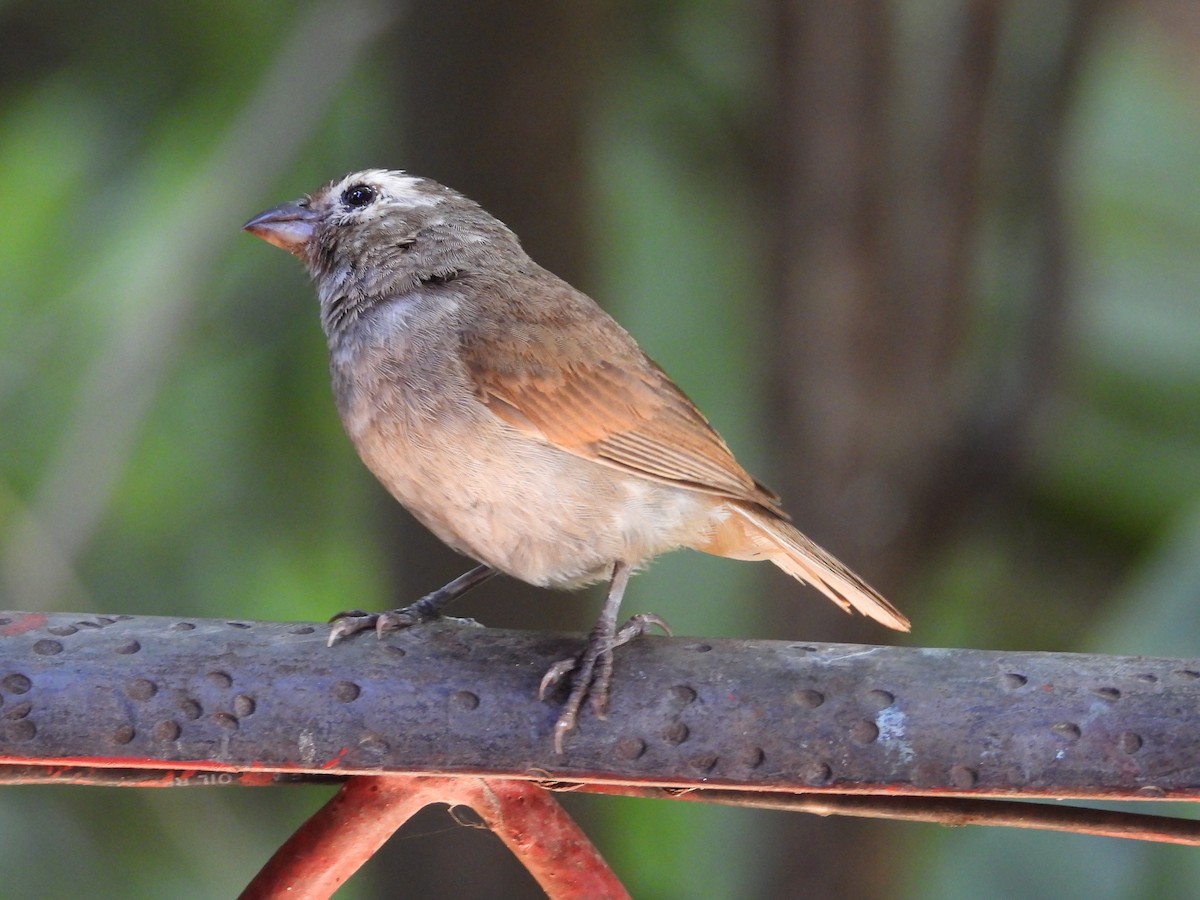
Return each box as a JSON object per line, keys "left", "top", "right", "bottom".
{"left": 459, "top": 284, "right": 781, "bottom": 509}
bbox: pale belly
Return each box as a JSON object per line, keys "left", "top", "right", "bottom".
{"left": 347, "top": 406, "right": 714, "bottom": 587}
{"left": 327, "top": 299, "right": 717, "bottom": 586}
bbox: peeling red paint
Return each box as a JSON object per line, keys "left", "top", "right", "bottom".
{"left": 1, "top": 613, "right": 48, "bottom": 636}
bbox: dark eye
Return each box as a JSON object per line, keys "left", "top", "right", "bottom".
{"left": 341, "top": 184, "right": 377, "bottom": 209}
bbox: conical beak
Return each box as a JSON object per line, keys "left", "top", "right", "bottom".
{"left": 243, "top": 201, "right": 319, "bottom": 255}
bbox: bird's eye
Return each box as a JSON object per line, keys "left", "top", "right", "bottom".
{"left": 341, "top": 184, "right": 377, "bottom": 209}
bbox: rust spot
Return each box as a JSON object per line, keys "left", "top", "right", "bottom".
{"left": 332, "top": 681, "right": 361, "bottom": 702}
{"left": 111, "top": 725, "right": 136, "bottom": 745}
{"left": 2, "top": 674, "right": 31, "bottom": 694}
{"left": 802, "top": 761, "right": 832, "bottom": 785}
{"left": 661, "top": 722, "right": 689, "bottom": 745}
{"left": 950, "top": 765, "right": 978, "bottom": 789}
{"left": 32, "top": 640, "right": 63, "bottom": 656}
{"left": 910, "top": 762, "right": 943, "bottom": 788}
{"left": 850, "top": 720, "right": 879, "bottom": 745}
{"left": 865, "top": 689, "right": 895, "bottom": 710}
{"left": 614, "top": 737, "right": 647, "bottom": 760}
{"left": 1117, "top": 732, "right": 1143, "bottom": 754}
{"left": 793, "top": 689, "right": 824, "bottom": 709}
{"left": 739, "top": 747, "right": 765, "bottom": 769}
{"left": 179, "top": 699, "right": 203, "bottom": 720}
{"left": 689, "top": 754, "right": 718, "bottom": 773}
{"left": 232, "top": 695, "right": 256, "bottom": 717}
{"left": 4, "top": 720, "right": 35, "bottom": 741}
{"left": 206, "top": 671, "right": 233, "bottom": 689}
{"left": 669, "top": 685, "right": 697, "bottom": 704}
{"left": 125, "top": 679, "right": 157, "bottom": 701}
{"left": 3, "top": 701, "right": 32, "bottom": 719}
{"left": 1051, "top": 722, "right": 1081, "bottom": 741}
{"left": 212, "top": 712, "right": 239, "bottom": 730}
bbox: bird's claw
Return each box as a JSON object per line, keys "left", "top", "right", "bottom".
{"left": 539, "top": 657, "right": 579, "bottom": 701}
{"left": 614, "top": 612, "right": 672, "bottom": 647}
{"left": 542, "top": 610, "right": 672, "bottom": 754}
{"left": 326, "top": 611, "right": 381, "bottom": 646}
{"left": 546, "top": 651, "right": 607, "bottom": 754}
{"left": 326, "top": 601, "right": 449, "bottom": 647}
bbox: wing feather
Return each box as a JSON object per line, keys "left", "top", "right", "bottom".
{"left": 459, "top": 284, "right": 779, "bottom": 508}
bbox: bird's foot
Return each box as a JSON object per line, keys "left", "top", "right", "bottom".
{"left": 327, "top": 593, "right": 474, "bottom": 647}
{"left": 539, "top": 613, "right": 672, "bottom": 753}
{"left": 327, "top": 564, "right": 497, "bottom": 646}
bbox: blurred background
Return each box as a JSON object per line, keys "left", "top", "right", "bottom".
{"left": 2, "top": 0, "right": 1200, "bottom": 897}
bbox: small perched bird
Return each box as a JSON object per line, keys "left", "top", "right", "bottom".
{"left": 244, "top": 170, "right": 910, "bottom": 751}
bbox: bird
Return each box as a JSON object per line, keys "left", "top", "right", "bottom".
{"left": 243, "top": 169, "right": 910, "bottom": 752}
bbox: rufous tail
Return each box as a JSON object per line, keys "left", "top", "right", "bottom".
{"left": 697, "top": 502, "right": 911, "bottom": 632}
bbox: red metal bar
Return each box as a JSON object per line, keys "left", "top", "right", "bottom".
{"left": 241, "top": 776, "right": 450, "bottom": 898}
{"left": 239, "top": 775, "right": 626, "bottom": 900}
{"left": 468, "top": 778, "right": 630, "bottom": 899}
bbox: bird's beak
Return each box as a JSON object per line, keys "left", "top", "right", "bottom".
{"left": 242, "top": 201, "right": 319, "bottom": 255}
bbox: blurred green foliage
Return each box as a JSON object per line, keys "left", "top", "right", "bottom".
{"left": 1, "top": 2, "right": 1199, "bottom": 899}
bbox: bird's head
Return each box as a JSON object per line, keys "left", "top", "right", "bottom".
{"left": 244, "top": 170, "right": 525, "bottom": 332}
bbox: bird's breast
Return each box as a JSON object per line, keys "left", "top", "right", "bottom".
{"left": 326, "top": 318, "right": 715, "bottom": 587}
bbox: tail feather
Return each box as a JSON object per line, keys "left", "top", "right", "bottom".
{"left": 702, "top": 503, "right": 911, "bottom": 632}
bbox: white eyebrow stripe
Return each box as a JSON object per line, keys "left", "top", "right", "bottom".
{"left": 336, "top": 170, "right": 445, "bottom": 208}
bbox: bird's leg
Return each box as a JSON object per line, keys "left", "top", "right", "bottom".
{"left": 539, "top": 562, "right": 671, "bottom": 753}
{"left": 328, "top": 563, "right": 497, "bottom": 645}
